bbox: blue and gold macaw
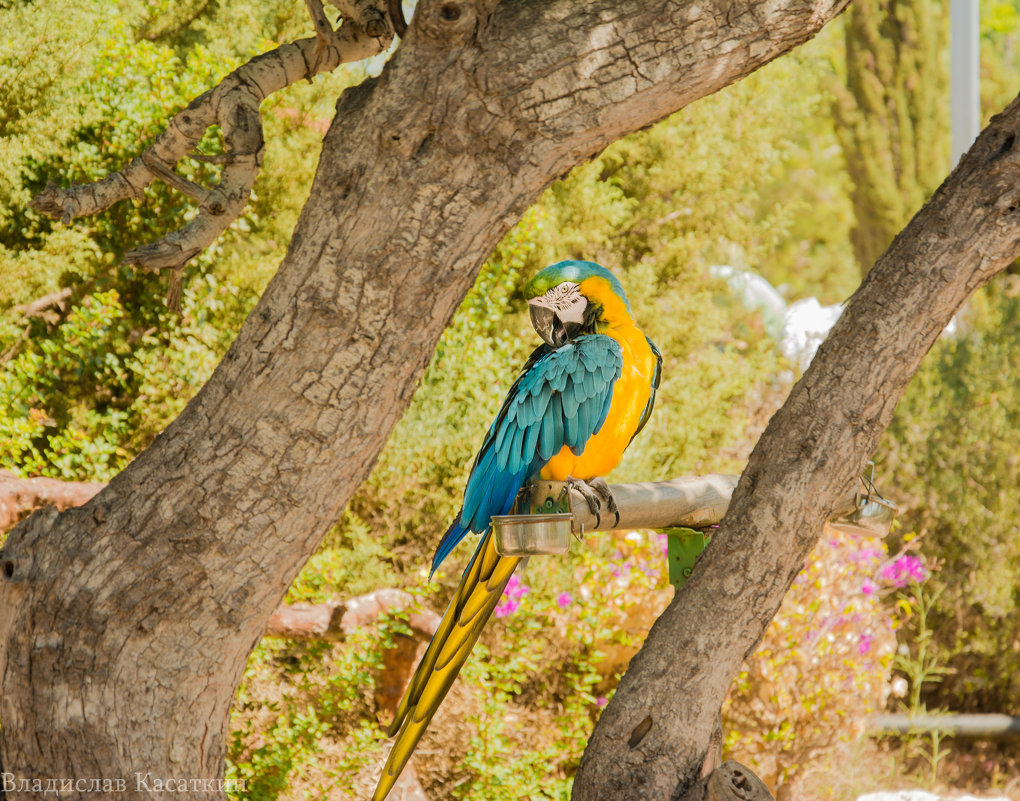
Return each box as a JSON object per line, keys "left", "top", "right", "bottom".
{"left": 373, "top": 260, "right": 661, "bottom": 801}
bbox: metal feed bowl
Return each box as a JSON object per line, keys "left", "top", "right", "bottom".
{"left": 830, "top": 495, "right": 897, "bottom": 538}
{"left": 492, "top": 513, "right": 573, "bottom": 556}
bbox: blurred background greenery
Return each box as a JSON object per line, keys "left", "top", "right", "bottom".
{"left": 2, "top": 0, "right": 1020, "bottom": 798}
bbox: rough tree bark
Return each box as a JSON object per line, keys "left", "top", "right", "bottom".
{"left": 572, "top": 95, "right": 1020, "bottom": 801}
{"left": 10, "top": 0, "right": 1010, "bottom": 798}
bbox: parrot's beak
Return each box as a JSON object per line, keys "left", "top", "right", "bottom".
{"left": 530, "top": 304, "right": 579, "bottom": 346}
{"left": 528, "top": 302, "right": 570, "bottom": 348}
{"left": 528, "top": 287, "right": 588, "bottom": 348}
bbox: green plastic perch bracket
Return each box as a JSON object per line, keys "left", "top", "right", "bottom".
{"left": 663, "top": 526, "right": 711, "bottom": 590}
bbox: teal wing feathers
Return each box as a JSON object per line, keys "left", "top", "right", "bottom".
{"left": 429, "top": 335, "right": 623, "bottom": 573}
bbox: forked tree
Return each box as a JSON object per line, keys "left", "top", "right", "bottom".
{"left": 3, "top": 1, "right": 1020, "bottom": 800}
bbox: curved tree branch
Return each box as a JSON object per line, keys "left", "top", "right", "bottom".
{"left": 29, "top": 0, "right": 397, "bottom": 300}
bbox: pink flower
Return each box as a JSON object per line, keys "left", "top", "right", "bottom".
{"left": 611, "top": 561, "right": 632, "bottom": 579}
{"left": 504, "top": 575, "right": 530, "bottom": 599}
{"left": 858, "top": 633, "right": 873, "bottom": 654}
{"left": 494, "top": 574, "right": 530, "bottom": 617}
{"left": 494, "top": 600, "right": 519, "bottom": 618}
{"left": 879, "top": 555, "right": 928, "bottom": 588}
{"left": 851, "top": 547, "right": 883, "bottom": 564}
{"left": 596, "top": 696, "right": 608, "bottom": 708}
{"left": 557, "top": 591, "right": 573, "bottom": 608}
{"left": 861, "top": 579, "right": 878, "bottom": 596}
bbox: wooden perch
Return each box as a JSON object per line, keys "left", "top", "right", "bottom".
{"left": 28, "top": 0, "right": 399, "bottom": 308}
{"left": 527, "top": 475, "right": 860, "bottom": 533}
{"left": 2, "top": 472, "right": 863, "bottom": 539}
{"left": 2, "top": 472, "right": 864, "bottom": 541}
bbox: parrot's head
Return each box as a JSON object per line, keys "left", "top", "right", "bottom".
{"left": 524, "top": 260, "right": 633, "bottom": 348}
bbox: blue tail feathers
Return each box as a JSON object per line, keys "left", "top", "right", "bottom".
{"left": 430, "top": 519, "right": 469, "bottom": 579}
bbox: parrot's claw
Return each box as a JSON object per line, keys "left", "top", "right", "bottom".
{"left": 565, "top": 476, "right": 620, "bottom": 529}
{"left": 587, "top": 477, "right": 621, "bottom": 528}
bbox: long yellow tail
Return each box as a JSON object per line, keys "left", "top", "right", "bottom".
{"left": 373, "top": 530, "right": 520, "bottom": 801}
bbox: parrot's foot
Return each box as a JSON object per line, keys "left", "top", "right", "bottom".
{"left": 565, "top": 476, "right": 620, "bottom": 529}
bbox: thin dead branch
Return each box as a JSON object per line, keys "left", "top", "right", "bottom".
{"left": 0, "top": 470, "right": 105, "bottom": 533}
{"left": 0, "top": 288, "right": 75, "bottom": 363}
{"left": 29, "top": 0, "right": 398, "bottom": 309}
{"left": 14, "top": 287, "right": 73, "bottom": 320}
{"left": 264, "top": 589, "right": 440, "bottom": 642}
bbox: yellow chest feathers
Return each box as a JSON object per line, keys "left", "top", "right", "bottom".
{"left": 541, "top": 321, "right": 656, "bottom": 481}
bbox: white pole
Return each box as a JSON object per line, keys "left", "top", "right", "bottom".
{"left": 951, "top": 0, "right": 981, "bottom": 165}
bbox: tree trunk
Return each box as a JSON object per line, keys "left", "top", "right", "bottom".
{"left": 571, "top": 94, "right": 1020, "bottom": 801}
{"left": 0, "top": 0, "right": 895, "bottom": 797}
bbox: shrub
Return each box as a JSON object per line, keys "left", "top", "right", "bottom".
{"left": 723, "top": 526, "right": 919, "bottom": 794}
{"left": 881, "top": 281, "right": 1020, "bottom": 712}
{"left": 0, "top": 279, "right": 239, "bottom": 480}
{"left": 231, "top": 524, "right": 921, "bottom": 800}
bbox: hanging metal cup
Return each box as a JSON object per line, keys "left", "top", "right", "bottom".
{"left": 831, "top": 495, "right": 897, "bottom": 537}
{"left": 491, "top": 513, "right": 573, "bottom": 556}
{"left": 830, "top": 461, "right": 897, "bottom": 537}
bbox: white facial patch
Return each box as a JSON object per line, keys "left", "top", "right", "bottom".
{"left": 530, "top": 282, "right": 587, "bottom": 324}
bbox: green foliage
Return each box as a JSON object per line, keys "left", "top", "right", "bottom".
{"left": 616, "top": 257, "right": 783, "bottom": 483}
{"left": 0, "top": 0, "right": 366, "bottom": 481}
{"left": 831, "top": 0, "right": 951, "bottom": 275}
{"left": 0, "top": 0, "right": 258, "bottom": 479}
{"left": 980, "top": 0, "right": 1020, "bottom": 120}
{"left": 1, "top": 9, "right": 242, "bottom": 299}
{"left": 453, "top": 644, "right": 575, "bottom": 801}
{"left": 891, "top": 582, "right": 954, "bottom": 787}
{"left": 287, "top": 511, "right": 399, "bottom": 604}
{"left": 227, "top": 625, "right": 395, "bottom": 800}
{"left": 881, "top": 282, "right": 1020, "bottom": 712}
{"left": 0, "top": 290, "right": 132, "bottom": 478}
{"left": 0, "top": 278, "right": 237, "bottom": 480}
